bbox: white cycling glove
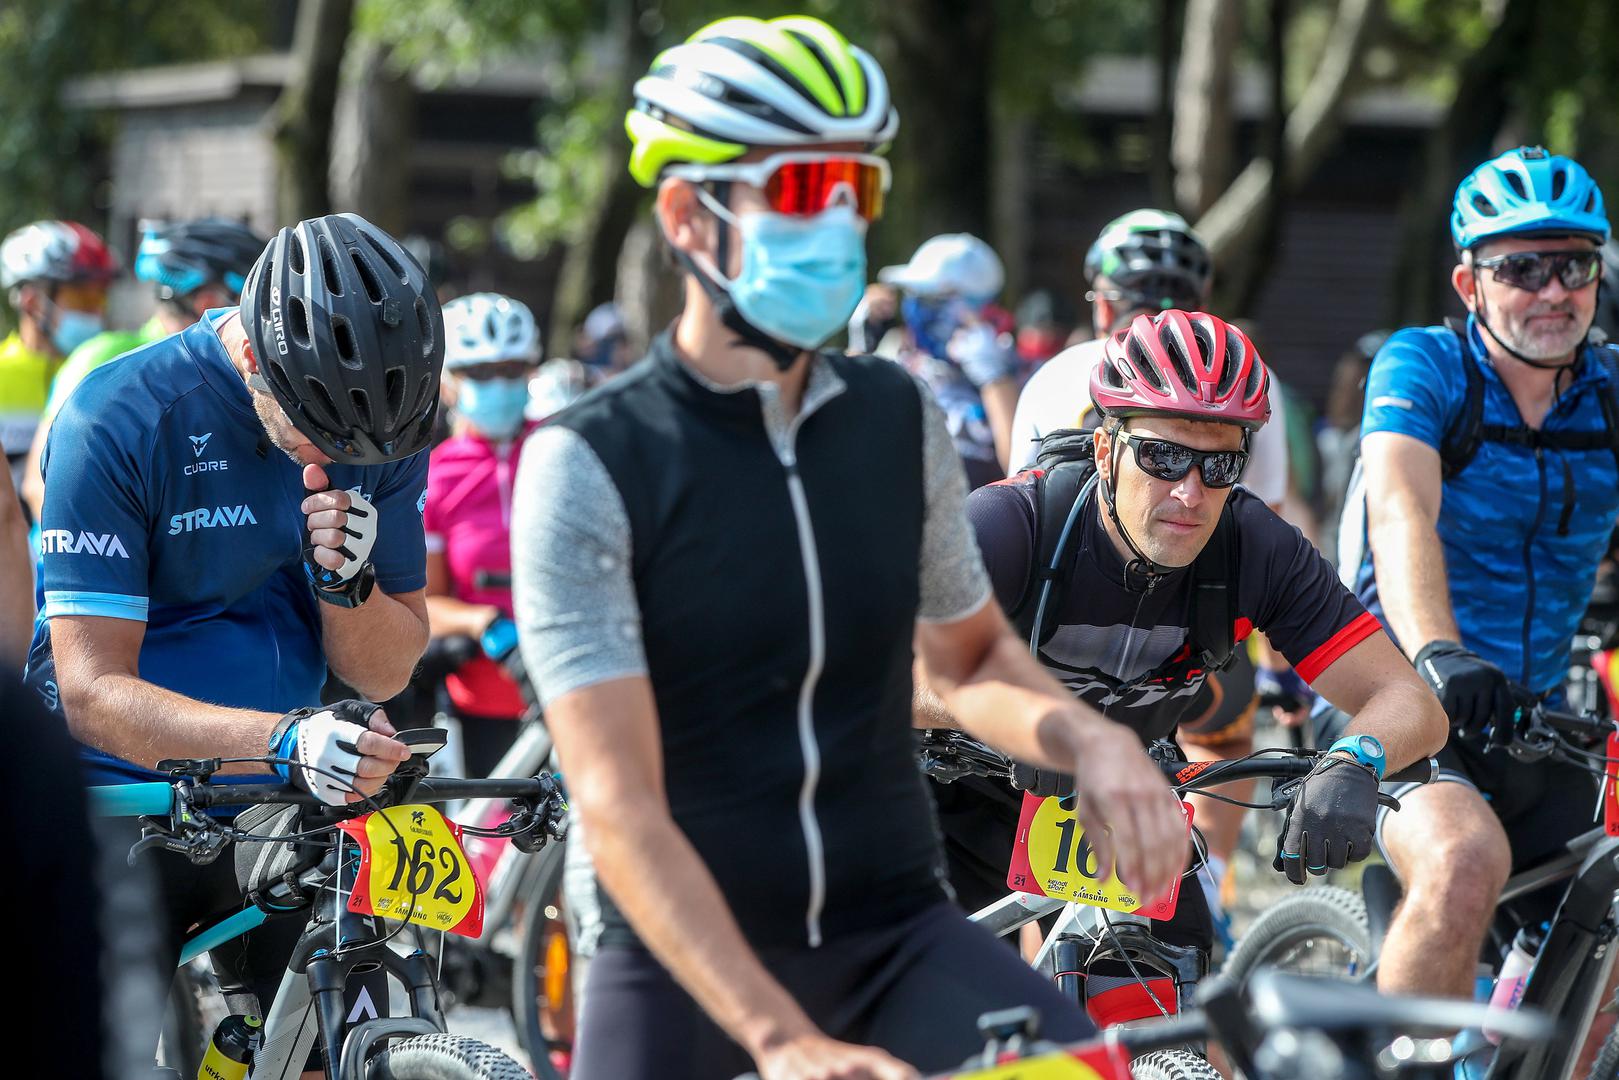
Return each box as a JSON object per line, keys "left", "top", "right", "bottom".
{"left": 304, "top": 488, "right": 379, "bottom": 588}
{"left": 269, "top": 700, "right": 381, "bottom": 805}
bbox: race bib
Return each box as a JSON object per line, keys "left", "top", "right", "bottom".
{"left": 1605, "top": 731, "right": 1619, "bottom": 838}
{"left": 338, "top": 805, "right": 485, "bottom": 937}
{"left": 1006, "top": 792, "right": 1191, "bottom": 920}
{"left": 949, "top": 1044, "right": 1132, "bottom": 1079}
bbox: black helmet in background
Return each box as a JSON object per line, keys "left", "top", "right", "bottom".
{"left": 136, "top": 217, "right": 266, "bottom": 301}
{"left": 240, "top": 213, "right": 444, "bottom": 465}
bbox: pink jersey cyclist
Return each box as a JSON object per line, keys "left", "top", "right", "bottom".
{"left": 424, "top": 293, "right": 547, "bottom": 760}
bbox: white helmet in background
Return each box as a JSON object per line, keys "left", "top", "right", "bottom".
{"left": 528, "top": 359, "right": 593, "bottom": 421}
{"left": 879, "top": 234, "right": 1004, "bottom": 301}
{"left": 442, "top": 292, "right": 540, "bottom": 368}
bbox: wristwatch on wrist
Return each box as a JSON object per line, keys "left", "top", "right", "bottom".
{"left": 311, "top": 561, "right": 376, "bottom": 609}
{"left": 1328, "top": 733, "right": 1386, "bottom": 780}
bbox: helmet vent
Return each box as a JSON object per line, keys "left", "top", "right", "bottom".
{"left": 1503, "top": 171, "right": 1529, "bottom": 200}
{"left": 288, "top": 233, "right": 306, "bottom": 276}
{"left": 317, "top": 236, "right": 344, "bottom": 297}
{"left": 302, "top": 375, "right": 346, "bottom": 432}
{"left": 350, "top": 249, "right": 385, "bottom": 304}
{"left": 385, "top": 366, "right": 407, "bottom": 427}
{"left": 1125, "top": 336, "right": 1167, "bottom": 393}
{"left": 1216, "top": 327, "right": 1245, "bottom": 395}
{"left": 415, "top": 372, "right": 436, "bottom": 417}
{"left": 1552, "top": 167, "right": 1568, "bottom": 201}
{"left": 349, "top": 388, "right": 373, "bottom": 430}
{"left": 1167, "top": 322, "right": 1203, "bottom": 390}
{"left": 286, "top": 294, "right": 311, "bottom": 349}
{"left": 415, "top": 297, "right": 435, "bottom": 356}
{"left": 331, "top": 315, "right": 360, "bottom": 369}
{"left": 1472, "top": 195, "right": 1499, "bottom": 218}
{"left": 362, "top": 233, "right": 408, "bottom": 284}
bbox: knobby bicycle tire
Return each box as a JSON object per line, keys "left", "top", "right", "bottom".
{"left": 1222, "top": 885, "right": 1372, "bottom": 984}
{"left": 1586, "top": 1024, "right": 1619, "bottom": 1080}
{"left": 366, "top": 1033, "right": 530, "bottom": 1079}
{"left": 1129, "top": 1048, "right": 1223, "bottom": 1079}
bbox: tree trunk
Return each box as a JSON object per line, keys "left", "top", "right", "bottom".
{"left": 1149, "top": 0, "right": 1185, "bottom": 209}
{"left": 328, "top": 39, "right": 414, "bottom": 235}
{"left": 1194, "top": 0, "right": 1382, "bottom": 266}
{"left": 272, "top": 0, "right": 355, "bottom": 225}
{"left": 1216, "top": 0, "right": 1290, "bottom": 314}
{"left": 875, "top": 0, "right": 995, "bottom": 263}
{"left": 1388, "top": 0, "right": 1536, "bottom": 326}
{"left": 1171, "top": 0, "right": 1242, "bottom": 218}
{"left": 548, "top": 0, "right": 658, "bottom": 352}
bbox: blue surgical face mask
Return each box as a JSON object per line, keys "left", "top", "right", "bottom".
{"left": 456, "top": 376, "right": 529, "bottom": 438}
{"left": 696, "top": 195, "right": 868, "bottom": 350}
{"left": 51, "top": 307, "right": 104, "bottom": 356}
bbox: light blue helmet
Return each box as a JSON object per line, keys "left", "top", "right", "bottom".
{"left": 1451, "top": 146, "right": 1610, "bottom": 251}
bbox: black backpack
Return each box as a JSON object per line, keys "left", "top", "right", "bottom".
{"left": 1004, "top": 429, "right": 1240, "bottom": 672}
{"left": 1438, "top": 317, "right": 1619, "bottom": 479}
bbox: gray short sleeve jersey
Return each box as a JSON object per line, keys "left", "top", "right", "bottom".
{"left": 510, "top": 369, "right": 990, "bottom": 708}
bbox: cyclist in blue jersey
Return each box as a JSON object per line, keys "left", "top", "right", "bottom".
{"left": 1328, "top": 148, "right": 1619, "bottom": 1012}
{"left": 21, "top": 212, "right": 444, "bottom": 1065}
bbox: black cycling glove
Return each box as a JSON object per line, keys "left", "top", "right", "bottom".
{"left": 1414, "top": 639, "right": 1517, "bottom": 744}
{"left": 1273, "top": 755, "right": 1380, "bottom": 886}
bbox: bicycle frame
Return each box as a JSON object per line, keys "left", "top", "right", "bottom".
{"left": 1483, "top": 825, "right": 1619, "bottom": 1079}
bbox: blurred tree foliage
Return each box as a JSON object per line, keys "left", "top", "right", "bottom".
{"left": 0, "top": 0, "right": 269, "bottom": 233}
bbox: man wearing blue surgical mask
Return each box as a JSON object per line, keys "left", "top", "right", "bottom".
{"left": 510, "top": 14, "right": 1185, "bottom": 1080}
{"left": 878, "top": 234, "right": 1021, "bottom": 488}
{"left": 0, "top": 220, "right": 119, "bottom": 492}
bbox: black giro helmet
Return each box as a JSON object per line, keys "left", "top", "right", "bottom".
{"left": 135, "top": 217, "right": 266, "bottom": 301}
{"left": 240, "top": 213, "right": 444, "bottom": 465}
{"left": 1083, "top": 209, "right": 1212, "bottom": 309}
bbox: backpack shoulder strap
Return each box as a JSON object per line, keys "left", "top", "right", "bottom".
{"left": 1439, "top": 317, "right": 1487, "bottom": 479}
{"left": 1188, "top": 497, "right": 1239, "bottom": 671}
{"left": 1008, "top": 460, "right": 1097, "bottom": 650}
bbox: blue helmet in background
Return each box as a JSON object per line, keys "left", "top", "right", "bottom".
{"left": 1451, "top": 146, "right": 1610, "bottom": 251}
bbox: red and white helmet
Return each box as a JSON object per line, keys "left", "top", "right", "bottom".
{"left": 1091, "top": 309, "right": 1270, "bottom": 431}
{"left": 0, "top": 221, "right": 120, "bottom": 290}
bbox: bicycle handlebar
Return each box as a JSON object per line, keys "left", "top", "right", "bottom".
{"left": 88, "top": 775, "right": 558, "bottom": 816}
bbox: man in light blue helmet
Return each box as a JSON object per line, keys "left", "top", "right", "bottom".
{"left": 1329, "top": 147, "right": 1619, "bottom": 1011}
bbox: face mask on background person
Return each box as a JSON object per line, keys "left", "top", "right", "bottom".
{"left": 456, "top": 377, "right": 530, "bottom": 439}
{"left": 50, "top": 306, "right": 104, "bottom": 356}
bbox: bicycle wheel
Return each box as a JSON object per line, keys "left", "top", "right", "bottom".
{"left": 367, "top": 1033, "right": 531, "bottom": 1079}
{"left": 510, "top": 850, "right": 570, "bottom": 1080}
{"left": 1223, "top": 885, "right": 1372, "bottom": 983}
{"left": 1130, "top": 1049, "right": 1223, "bottom": 1079}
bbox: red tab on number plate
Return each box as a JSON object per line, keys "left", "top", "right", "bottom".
{"left": 1606, "top": 732, "right": 1619, "bottom": 837}
{"left": 1007, "top": 792, "right": 1192, "bottom": 920}
{"left": 338, "top": 804, "right": 485, "bottom": 938}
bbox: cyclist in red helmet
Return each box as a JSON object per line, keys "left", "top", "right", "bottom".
{"left": 0, "top": 220, "right": 119, "bottom": 481}
{"left": 918, "top": 311, "right": 1446, "bottom": 969}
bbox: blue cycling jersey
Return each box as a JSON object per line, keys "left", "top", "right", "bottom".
{"left": 1351, "top": 315, "right": 1619, "bottom": 693}
{"left": 22, "top": 312, "right": 429, "bottom": 784}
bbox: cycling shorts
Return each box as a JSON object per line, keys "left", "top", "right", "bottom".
{"left": 570, "top": 901, "right": 1096, "bottom": 1080}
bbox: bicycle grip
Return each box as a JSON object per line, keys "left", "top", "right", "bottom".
{"left": 1385, "top": 756, "right": 1438, "bottom": 785}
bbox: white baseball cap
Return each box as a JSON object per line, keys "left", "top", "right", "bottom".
{"left": 879, "top": 233, "right": 1004, "bottom": 300}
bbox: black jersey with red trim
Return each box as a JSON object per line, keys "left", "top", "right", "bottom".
{"left": 968, "top": 478, "right": 1379, "bottom": 743}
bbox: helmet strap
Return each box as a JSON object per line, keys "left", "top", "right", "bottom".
{"left": 678, "top": 182, "right": 805, "bottom": 372}
{"left": 1099, "top": 422, "right": 1176, "bottom": 584}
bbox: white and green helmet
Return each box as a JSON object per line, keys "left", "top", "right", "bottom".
{"left": 1083, "top": 209, "right": 1212, "bottom": 308}
{"left": 625, "top": 14, "right": 899, "bottom": 188}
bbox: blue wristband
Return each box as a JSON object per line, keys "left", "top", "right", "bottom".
{"left": 268, "top": 713, "right": 303, "bottom": 782}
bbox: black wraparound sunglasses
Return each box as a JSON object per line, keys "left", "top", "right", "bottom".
{"left": 1116, "top": 430, "right": 1248, "bottom": 488}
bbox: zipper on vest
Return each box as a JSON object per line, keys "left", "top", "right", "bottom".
{"left": 778, "top": 448, "right": 827, "bottom": 947}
